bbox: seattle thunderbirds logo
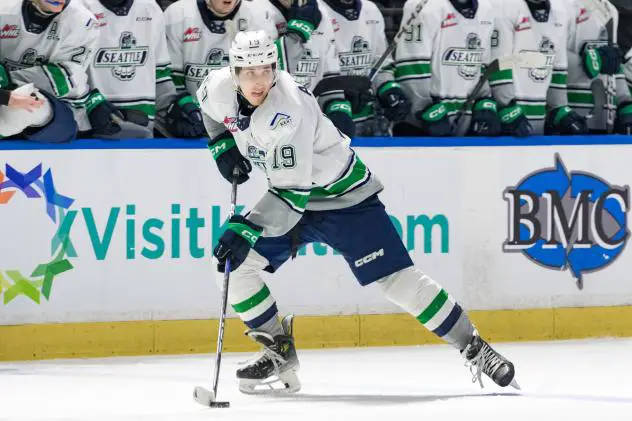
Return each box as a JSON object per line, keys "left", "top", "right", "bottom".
{"left": 527, "top": 36, "right": 556, "bottom": 82}
{"left": 339, "top": 36, "right": 372, "bottom": 76}
{"left": 184, "top": 49, "right": 230, "bottom": 84}
{"left": 503, "top": 155, "right": 629, "bottom": 289}
{"left": 4, "top": 48, "right": 46, "bottom": 71}
{"left": 442, "top": 33, "right": 484, "bottom": 80}
{"left": 94, "top": 32, "right": 149, "bottom": 81}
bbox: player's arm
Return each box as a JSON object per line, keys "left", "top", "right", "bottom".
{"left": 488, "top": 3, "right": 530, "bottom": 136}
{"left": 545, "top": 14, "right": 587, "bottom": 134}
{"left": 274, "top": 0, "right": 321, "bottom": 72}
{"left": 164, "top": 5, "right": 187, "bottom": 95}
{"left": 371, "top": 5, "right": 410, "bottom": 123}
{"left": 156, "top": 6, "right": 204, "bottom": 138}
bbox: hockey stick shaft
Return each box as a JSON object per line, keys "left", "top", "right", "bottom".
{"left": 211, "top": 170, "right": 239, "bottom": 399}
{"left": 368, "top": 0, "right": 429, "bottom": 82}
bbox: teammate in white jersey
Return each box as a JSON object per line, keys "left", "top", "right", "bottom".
{"left": 0, "top": 0, "right": 114, "bottom": 134}
{"left": 254, "top": 0, "right": 355, "bottom": 137}
{"left": 197, "top": 30, "right": 517, "bottom": 395}
{"left": 320, "top": 0, "right": 411, "bottom": 136}
{"left": 165, "top": 0, "right": 319, "bottom": 126}
{"left": 394, "top": 0, "right": 527, "bottom": 137}
{"left": 564, "top": 0, "right": 632, "bottom": 134}
{"left": 80, "top": 0, "right": 204, "bottom": 139}
{"left": 490, "top": 0, "right": 588, "bottom": 135}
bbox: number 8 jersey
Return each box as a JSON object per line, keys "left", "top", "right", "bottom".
{"left": 197, "top": 67, "right": 383, "bottom": 237}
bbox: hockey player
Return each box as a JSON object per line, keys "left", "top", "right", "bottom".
{"left": 0, "top": 0, "right": 127, "bottom": 137}
{"left": 80, "top": 0, "right": 204, "bottom": 139}
{"left": 393, "top": 0, "right": 515, "bottom": 137}
{"left": 320, "top": 0, "right": 411, "bottom": 136}
{"left": 0, "top": 84, "right": 77, "bottom": 142}
{"left": 197, "top": 30, "right": 517, "bottom": 395}
{"left": 164, "top": 0, "right": 320, "bottom": 129}
{"left": 565, "top": 0, "right": 632, "bottom": 134}
{"left": 254, "top": 0, "right": 355, "bottom": 137}
{"left": 490, "top": 0, "right": 588, "bottom": 135}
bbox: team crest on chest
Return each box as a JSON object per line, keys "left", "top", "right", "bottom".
{"left": 442, "top": 33, "right": 484, "bottom": 80}
{"left": 340, "top": 36, "right": 372, "bottom": 76}
{"left": 4, "top": 48, "right": 46, "bottom": 70}
{"left": 94, "top": 32, "right": 149, "bottom": 81}
{"left": 527, "top": 36, "right": 555, "bottom": 83}
{"left": 184, "top": 49, "right": 229, "bottom": 83}
{"left": 293, "top": 49, "right": 319, "bottom": 86}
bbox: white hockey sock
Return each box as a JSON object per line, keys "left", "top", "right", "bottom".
{"left": 216, "top": 250, "right": 282, "bottom": 335}
{"left": 378, "top": 267, "right": 474, "bottom": 350}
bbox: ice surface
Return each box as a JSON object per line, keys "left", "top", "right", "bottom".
{"left": 1, "top": 338, "right": 631, "bottom": 421}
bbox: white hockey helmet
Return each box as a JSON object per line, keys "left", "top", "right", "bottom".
{"left": 229, "top": 30, "right": 278, "bottom": 86}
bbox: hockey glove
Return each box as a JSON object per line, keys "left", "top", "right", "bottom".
{"left": 499, "top": 101, "right": 532, "bottom": 137}
{"left": 0, "top": 64, "right": 12, "bottom": 89}
{"left": 325, "top": 99, "right": 355, "bottom": 138}
{"left": 581, "top": 45, "right": 622, "bottom": 78}
{"left": 287, "top": 0, "right": 322, "bottom": 42}
{"left": 208, "top": 131, "right": 252, "bottom": 185}
{"left": 468, "top": 98, "right": 502, "bottom": 136}
{"left": 377, "top": 82, "right": 412, "bottom": 121}
{"left": 414, "top": 102, "right": 452, "bottom": 136}
{"left": 545, "top": 106, "right": 588, "bottom": 135}
{"left": 615, "top": 101, "right": 632, "bottom": 134}
{"left": 86, "top": 90, "right": 123, "bottom": 136}
{"left": 214, "top": 215, "right": 263, "bottom": 272}
{"left": 166, "top": 93, "right": 205, "bottom": 138}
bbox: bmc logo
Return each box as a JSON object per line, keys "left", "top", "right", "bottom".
{"left": 354, "top": 249, "right": 384, "bottom": 268}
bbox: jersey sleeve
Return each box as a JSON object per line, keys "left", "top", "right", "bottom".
{"left": 164, "top": 5, "right": 187, "bottom": 94}
{"left": 154, "top": 5, "right": 177, "bottom": 114}
{"left": 547, "top": 14, "right": 569, "bottom": 110}
{"left": 196, "top": 72, "right": 229, "bottom": 139}
{"left": 370, "top": 5, "right": 396, "bottom": 93}
{"left": 488, "top": 1, "right": 517, "bottom": 107}
{"left": 9, "top": 14, "right": 98, "bottom": 104}
{"left": 395, "top": 1, "right": 434, "bottom": 113}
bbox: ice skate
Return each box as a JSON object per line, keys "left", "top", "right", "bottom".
{"left": 462, "top": 331, "right": 520, "bottom": 390}
{"left": 237, "top": 314, "right": 301, "bottom": 395}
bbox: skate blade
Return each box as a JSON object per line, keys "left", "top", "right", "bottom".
{"left": 239, "top": 370, "right": 301, "bottom": 395}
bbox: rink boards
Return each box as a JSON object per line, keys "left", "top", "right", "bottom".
{"left": 0, "top": 136, "right": 631, "bottom": 360}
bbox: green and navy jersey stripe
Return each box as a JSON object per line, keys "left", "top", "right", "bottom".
{"left": 516, "top": 98, "right": 546, "bottom": 120}
{"left": 550, "top": 68, "right": 568, "bottom": 90}
{"left": 43, "top": 63, "right": 74, "bottom": 97}
{"left": 269, "top": 187, "right": 311, "bottom": 214}
{"left": 395, "top": 58, "right": 431, "bottom": 82}
{"left": 311, "top": 152, "right": 371, "bottom": 199}
{"left": 156, "top": 62, "right": 172, "bottom": 84}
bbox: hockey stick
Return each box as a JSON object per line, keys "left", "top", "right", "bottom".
{"left": 193, "top": 169, "right": 240, "bottom": 409}
{"left": 579, "top": 0, "right": 618, "bottom": 133}
{"left": 453, "top": 51, "right": 549, "bottom": 135}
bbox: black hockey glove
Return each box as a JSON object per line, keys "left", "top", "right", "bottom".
{"left": 615, "top": 101, "right": 632, "bottom": 134}
{"left": 287, "top": 0, "right": 322, "bottom": 42}
{"left": 214, "top": 215, "right": 263, "bottom": 272}
{"left": 0, "top": 64, "right": 12, "bottom": 89}
{"left": 545, "top": 106, "right": 588, "bottom": 135}
{"left": 208, "top": 131, "right": 252, "bottom": 185}
{"left": 498, "top": 101, "right": 532, "bottom": 137}
{"left": 468, "top": 98, "right": 502, "bottom": 136}
{"left": 86, "top": 90, "right": 123, "bottom": 136}
{"left": 166, "top": 93, "right": 205, "bottom": 138}
{"left": 414, "top": 102, "right": 452, "bottom": 136}
{"left": 325, "top": 99, "right": 356, "bottom": 138}
{"left": 581, "top": 44, "right": 622, "bottom": 78}
{"left": 377, "top": 82, "right": 412, "bottom": 122}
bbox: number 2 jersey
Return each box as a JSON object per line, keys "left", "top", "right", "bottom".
{"left": 197, "top": 67, "right": 383, "bottom": 237}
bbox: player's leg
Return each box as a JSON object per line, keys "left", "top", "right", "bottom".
{"left": 214, "top": 233, "right": 304, "bottom": 394}
{"left": 317, "top": 195, "right": 516, "bottom": 388}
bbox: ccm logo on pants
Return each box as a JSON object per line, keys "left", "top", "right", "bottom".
{"left": 355, "top": 249, "right": 385, "bottom": 267}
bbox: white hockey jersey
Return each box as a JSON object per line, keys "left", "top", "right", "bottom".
{"left": 490, "top": 0, "right": 569, "bottom": 134}
{"left": 165, "top": 0, "right": 280, "bottom": 97}
{"left": 320, "top": 0, "right": 393, "bottom": 132}
{"left": 197, "top": 67, "right": 382, "bottom": 237}
{"left": 80, "top": 0, "right": 176, "bottom": 136}
{"left": 395, "top": 0, "right": 496, "bottom": 116}
{"left": 564, "top": 0, "right": 630, "bottom": 130}
{"left": 255, "top": 0, "right": 339, "bottom": 91}
{"left": 0, "top": 0, "right": 99, "bottom": 131}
